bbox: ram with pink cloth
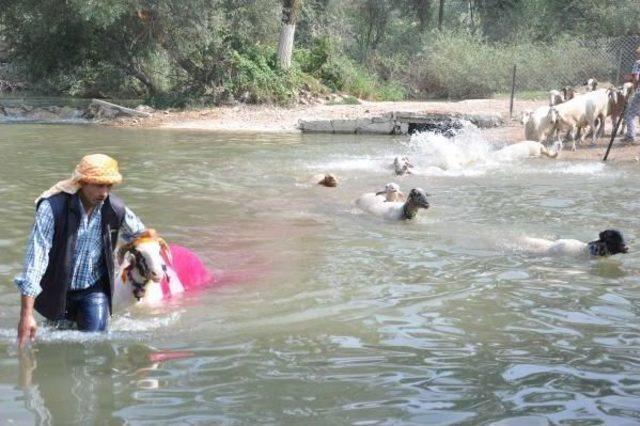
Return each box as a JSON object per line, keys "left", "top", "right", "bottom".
{"left": 112, "top": 229, "right": 216, "bottom": 310}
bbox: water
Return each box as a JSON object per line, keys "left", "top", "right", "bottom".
{"left": 1, "top": 124, "right": 639, "bottom": 425}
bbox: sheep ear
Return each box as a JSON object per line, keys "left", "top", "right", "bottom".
{"left": 117, "top": 243, "right": 134, "bottom": 265}
{"left": 119, "top": 251, "right": 135, "bottom": 284}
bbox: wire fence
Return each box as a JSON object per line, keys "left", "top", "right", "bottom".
{"left": 513, "top": 35, "right": 640, "bottom": 95}
{"left": 503, "top": 34, "right": 640, "bottom": 119}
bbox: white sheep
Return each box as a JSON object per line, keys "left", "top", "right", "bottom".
{"left": 549, "top": 89, "right": 610, "bottom": 150}
{"left": 586, "top": 78, "right": 598, "bottom": 91}
{"left": 522, "top": 106, "right": 556, "bottom": 142}
{"left": 113, "top": 229, "right": 182, "bottom": 310}
{"left": 549, "top": 87, "right": 576, "bottom": 106}
{"left": 375, "top": 182, "right": 406, "bottom": 202}
{"left": 549, "top": 90, "right": 565, "bottom": 106}
{"left": 355, "top": 188, "right": 430, "bottom": 220}
{"left": 393, "top": 156, "right": 414, "bottom": 176}
{"left": 519, "top": 229, "right": 628, "bottom": 258}
{"left": 112, "top": 229, "right": 213, "bottom": 310}
{"left": 493, "top": 140, "right": 560, "bottom": 160}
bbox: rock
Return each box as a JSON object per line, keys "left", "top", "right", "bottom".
{"left": 238, "top": 91, "right": 251, "bottom": 103}
{"left": 135, "top": 104, "right": 155, "bottom": 114}
{"left": 356, "top": 119, "right": 395, "bottom": 134}
{"left": 463, "top": 113, "right": 503, "bottom": 128}
{"left": 298, "top": 119, "right": 334, "bottom": 133}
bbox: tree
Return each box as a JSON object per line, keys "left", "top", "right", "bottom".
{"left": 277, "top": 0, "right": 303, "bottom": 69}
{"left": 393, "top": 0, "right": 432, "bottom": 32}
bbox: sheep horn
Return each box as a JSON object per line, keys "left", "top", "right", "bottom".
{"left": 158, "top": 238, "right": 173, "bottom": 265}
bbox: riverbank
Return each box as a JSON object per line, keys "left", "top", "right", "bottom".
{"left": 105, "top": 98, "right": 640, "bottom": 163}
{"left": 108, "top": 98, "right": 530, "bottom": 132}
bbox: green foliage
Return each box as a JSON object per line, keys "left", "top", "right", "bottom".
{"left": 0, "top": 0, "right": 638, "bottom": 105}
{"left": 228, "top": 46, "right": 300, "bottom": 104}
{"left": 326, "top": 95, "right": 360, "bottom": 105}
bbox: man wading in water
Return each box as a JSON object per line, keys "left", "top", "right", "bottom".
{"left": 15, "top": 154, "right": 146, "bottom": 347}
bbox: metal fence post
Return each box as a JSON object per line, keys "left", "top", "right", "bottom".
{"left": 616, "top": 47, "right": 624, "bottom": 84}
{"left": 509, "top": 64, "right": 517, "bottom": 118}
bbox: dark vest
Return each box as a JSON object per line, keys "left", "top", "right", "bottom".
{"left": 34, "top": 192, "right": 126, "bottom": 320}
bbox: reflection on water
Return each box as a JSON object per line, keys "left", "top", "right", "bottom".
{"left": 1, "top": 124, "right": 640, "bottom": 424}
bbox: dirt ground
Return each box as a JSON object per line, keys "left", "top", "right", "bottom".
{"left": 110, "top": 98, "right": 640, "bottom": 163}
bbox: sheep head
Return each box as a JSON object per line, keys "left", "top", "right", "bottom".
{"left": 607, "top": 88, "right": 620, "bottom": 107}
{"left": 393, "top": 156, "right": 413, "bottom": 175}
{"left": 318, "top": 174, "right": 338, "bottom": 187}
{"left": 547, "top": 107, "right": 560, "bottom": 125}
{"left": 117, "top": 229, "right": 172, "bottom": 300}
{"left": 520, "top": 110, "right": 532, "bottom": 126}
{"left": 562, "top": 86, "right": 575, "bottom": 100}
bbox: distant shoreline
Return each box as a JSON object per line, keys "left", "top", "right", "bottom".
{"left": 105, "top": 99, "right": 640, "bottom": 163}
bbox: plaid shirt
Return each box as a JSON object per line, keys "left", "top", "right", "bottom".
{"left": 14, "top": 196, "right": 145, "bottom": 297}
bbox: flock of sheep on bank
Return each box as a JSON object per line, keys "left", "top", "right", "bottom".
{"left": 522, "top": 78, "right": 636, "bottom": 151}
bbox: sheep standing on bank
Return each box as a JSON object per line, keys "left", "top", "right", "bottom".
{"left": 549, "top": 89, "right": 610, "bottom": 150}
{"left": 550, "top": 86, "right": 576, "bottom": 107}
{"left": 549, "top": 90, "right": 565, "bottom": 107}
{"left": 614, "top": 82, "right": 636, "bottom": 136}
{"left": 586, "top": 78, "right": 598, "bottom": 92}
{"left": 522, "top": 106, "right": 556, "bottom": 143}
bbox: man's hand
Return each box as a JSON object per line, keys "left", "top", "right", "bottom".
{"left": 18, "top": 314, "right": 37, "bottom": 348}
{"left": 17, "top": 296, "right": 37, "bottom": 348}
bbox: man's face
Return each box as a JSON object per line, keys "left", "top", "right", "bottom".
{"left": 79, "top": 182, "right": 112, "bottom": 206}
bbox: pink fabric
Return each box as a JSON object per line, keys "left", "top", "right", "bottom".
{"left": 148, "top": 350, "right": 195, "bottom": 363}
{"left": 160, "top": 244, "right": 215, "bottom": 296}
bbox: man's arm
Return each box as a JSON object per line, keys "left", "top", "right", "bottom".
{"left": 17, "top": 296, "right": 37, "bottom": 348}
{"left": 15, "top": 200, "right": 55, "bottom": 348}
{"left": 120, "top": 207, "right": 146, "bottom": 242}
{"left": 627, "top": 61, "right": 640, "bottom": 85}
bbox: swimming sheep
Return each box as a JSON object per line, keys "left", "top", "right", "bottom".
{"left": 393, "top": 156, "right": 414, "bottom": 176}
{"left": 312, "top": 173, "right": 338, "bottom": 187}
{"left": 375, "top": 182, "right": 406, "bottom": 202}
{"left": 356, "top": 188, "right": 430, "bottom": 220}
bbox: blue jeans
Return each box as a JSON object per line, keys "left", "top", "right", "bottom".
{"left": 61, "top": 282, "right": 109, "bottom": 332}
{"left": 625, "top": 91, "right": 640, "bottom": 139}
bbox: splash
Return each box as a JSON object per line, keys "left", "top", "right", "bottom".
{"left": 406, "top": 129, "right": 607, "bottom": 177}
{"left": 406, "top": 127, "right": 496, "bottom": 175}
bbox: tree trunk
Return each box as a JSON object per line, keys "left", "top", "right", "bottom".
{"left": 277, "top": 23, "right": 296, "bottom": 70}
{"left": 438, "top": 0, "right": 445, "bottom": 30}
{"left": 277, "top": 0, "right": 302, "bottom": 70}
